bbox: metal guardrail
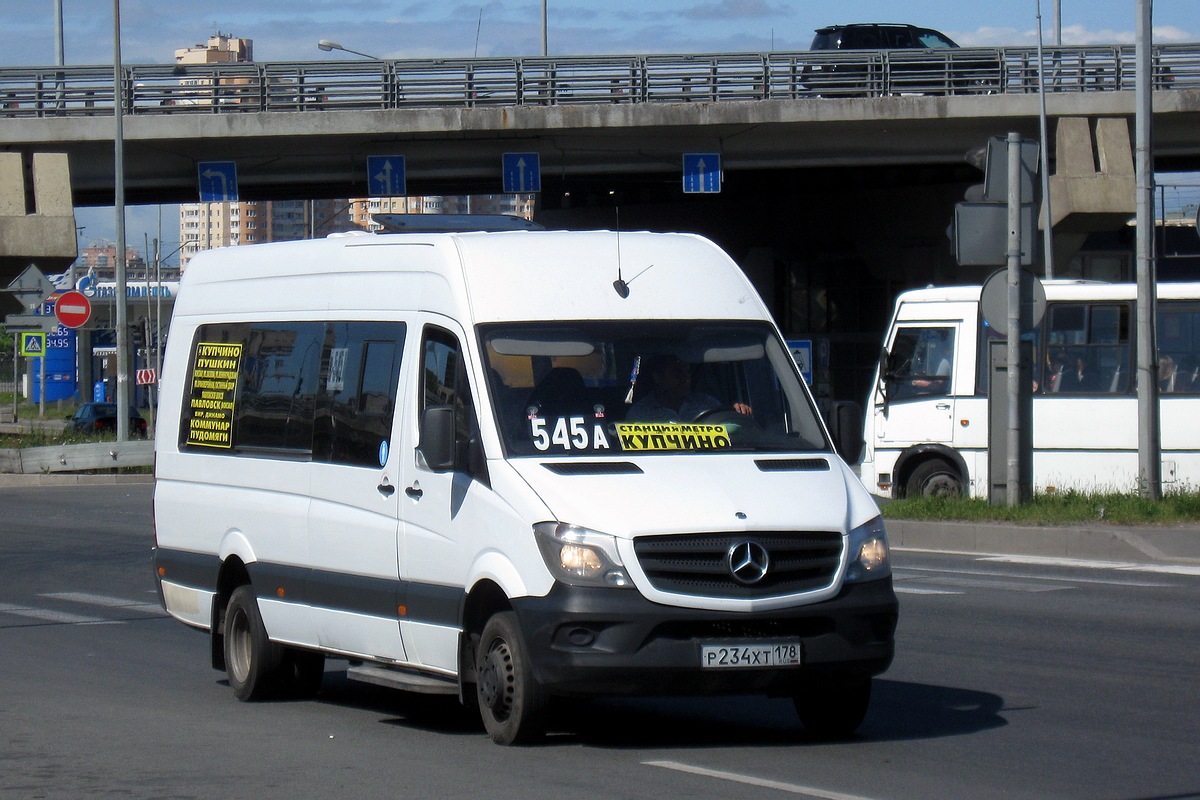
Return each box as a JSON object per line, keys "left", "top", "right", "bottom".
{"left": 0, "top": 440, "right": 153, "bottom": 474}
{"left": 0, "top": 44, "right": 1196, "bottom": 119}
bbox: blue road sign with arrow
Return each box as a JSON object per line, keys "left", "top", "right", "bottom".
{"left": 367, "top": 156, "right": 406, "bottom": 197}
{"left": 682, "top": 153, "right": 722, "bottom": 194}
{"left": 502, "top": 153, "right": 541, "bottom": 193}
{"left": 197, "top": 161, "right": 239, "bottom": 202}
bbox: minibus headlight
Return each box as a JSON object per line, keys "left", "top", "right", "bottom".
{"left": 845, "top": 516, "right": 891, "bottom": 582}
{"left": 534, "top": 522, "right": 632, "bottom": 588}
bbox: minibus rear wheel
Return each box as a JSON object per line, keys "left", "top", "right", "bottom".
{"left": 224, "top": 585, "right": 286, "bottom": 701}
{"left": 905, "top": 458, "right": 964, "bottom": 498}
{"left": 475, "top": 612, "right": 547, "bottom": 745}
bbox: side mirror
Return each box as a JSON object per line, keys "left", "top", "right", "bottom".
{"left": 417, "top": 405, "right": 457, "bottom": 471}
{"left": 827, "top": 400, "right": 864, "bottom": 464}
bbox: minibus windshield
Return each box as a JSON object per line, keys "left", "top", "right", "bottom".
{"left": 480, "top": 320, "right": 828, "bottom": 456}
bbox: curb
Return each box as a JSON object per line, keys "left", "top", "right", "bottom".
{"left": 886, "top": 518, "right": 1200, "bottom": 567}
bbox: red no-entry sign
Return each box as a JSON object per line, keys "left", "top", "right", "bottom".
{"left": 54, "top": 290, "right": 92, "bottom": 329}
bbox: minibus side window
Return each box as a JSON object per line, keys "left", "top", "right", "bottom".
{"left": 885, "top": 326, "right": 954, "bottom": 401}
{"left": 1044, "top": 303, "right": 1130, "bottom": 394}
{"left": 312, "top": 322, "right": 406, "bottom": 468}
{"left": 421, "top": 327, "right": 477, "bottom": 468}
{"left": 180, "top": 321, "right": 322, "bottom": 455}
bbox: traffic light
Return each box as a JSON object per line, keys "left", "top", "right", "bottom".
{"left": 952, "top": 136, "right": 1041, "bottom": 267}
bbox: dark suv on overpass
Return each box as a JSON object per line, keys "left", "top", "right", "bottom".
{"left": 803, "top": 23, "right": 1002, "bottom": 96}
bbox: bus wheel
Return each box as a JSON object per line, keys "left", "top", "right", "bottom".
{"left": 475, "top": 612, "right": 546, "bottom": 745}
{"left": 224, "top": 585, "right": 286, "bottom": 701}
{"left": 794, "top": 675, "right": 872, "bottom": 739}
{"left": 906, "top": 458, "right": 963, "bottom": 498}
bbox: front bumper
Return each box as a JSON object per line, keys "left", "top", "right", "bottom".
{"left": 511, "top": 577, "right": 897, "bottom": 697}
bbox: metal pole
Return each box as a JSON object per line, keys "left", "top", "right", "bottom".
{"left": 154, "top": 234, "right": 163, "bottom": 439}
{"left": 1036, "top": 0, "right": 1055, "bottom": 279}
{"left": 541, "top": 0, "right": 548, "bottom": 56}
{"left": 1135, "top": 0, "right": 1161, "bottom": 498}
{"left": 54, "top": 0, "right": 64, "bottom": 63}
{"left": 1053, "top": 0, "right": 1061, "bottom": 45}
{"left": 54, "top": 0, "right": 65, "bottom": 110}
{"left": 113, "top": 0, "right": 130, "bottom": 442}
{"left": 38, "top": 326, "right": 46, "bottom": 418}
{"left": 1006, "top": 132, "right": 1023, "bottom": 507}
{"left": 12, "top": 336, "right": 17, "bottom": 422}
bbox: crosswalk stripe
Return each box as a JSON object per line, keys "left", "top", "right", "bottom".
{"left": 41, "top": 592, "right": 164, "bottom": 614}
{"left": 0, "top": 601, "right": 117, "bottom": 625}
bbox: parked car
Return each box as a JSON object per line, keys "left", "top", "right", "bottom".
{"left": 803, "top": 23, "right": 1002, "bottom": 96}
{"left": 67, "top": 403, "right": 149, "bottom": 437}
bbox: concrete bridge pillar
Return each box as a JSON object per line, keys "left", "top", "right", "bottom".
{"left": 1047, "top": 116, "right": 1136, "bottom": 231}
{"left": 0, "top": 152, "right": 78, "bottom": 297}
{"left": 1045, "top": 117, "right": 1137, "bottom": 275}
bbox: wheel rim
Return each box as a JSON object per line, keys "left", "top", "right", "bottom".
{"left": 478, "top": 639, "right": 515, "bottom": 720}
{"left": 227, "top": 605, "right": 252, "bottom": 684}
{"left": 923, "top": 473, "right": 961, "bottom": 497}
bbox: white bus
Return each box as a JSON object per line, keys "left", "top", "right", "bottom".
{"left": 862, "top": 280, "right": 1200, "bottom": 499}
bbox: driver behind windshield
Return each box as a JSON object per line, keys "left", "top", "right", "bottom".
{"left": 625, "top": 353, "right": 751, "bottom": 422}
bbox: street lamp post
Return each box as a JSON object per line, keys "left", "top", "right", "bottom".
{"left": 113, "top": 0, "right": 130, "bottom": 442}
{"left": 317, "top": 40, "right": 381, "bottom": 60}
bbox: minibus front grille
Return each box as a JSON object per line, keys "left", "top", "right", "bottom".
{"left": 633, "top": 531, "right": 843, "bottom": 598}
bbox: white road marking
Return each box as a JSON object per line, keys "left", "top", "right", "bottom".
{"left": 41, "top": 592, "right": 164, "bottom": 614}
{"left": 979, "top": 555, "right": 1200, "bottom": 577}
{"left": 643, "top": 761, "right": 878, "bottom": 800}
{"left": 897, "top": 563, "right": 1167, "bottom": 587}
{"left": 894, "top": 586, "right": 962, "bottom": 595}
{"left": 0, "top": 602, "right": 117, "bottom": 625}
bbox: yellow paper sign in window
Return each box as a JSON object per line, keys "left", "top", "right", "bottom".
{"left": 614, "top": 422, "right": 732, "bottom": 451}
{"left": 186, "top": 341, "right": 243, "bottom": 448}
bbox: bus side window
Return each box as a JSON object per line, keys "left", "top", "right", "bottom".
{"left": 1158, "top": 302, "right": 1200, "bottom": 394}
{"left": 1046, "top": 303, "right": 1131, "bottom": 395}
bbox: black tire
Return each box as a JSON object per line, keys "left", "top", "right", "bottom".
{"left": 794, "top": 675, "right": 872, "bottom": 739}
{"left": 905, "top": 458, "right": 964, "bottom": 498}
{"left": 475, "top": 612, "right": 546, "bottom": 745}
{"left": 223, "top": 585, "right": 286, "bottom": 701}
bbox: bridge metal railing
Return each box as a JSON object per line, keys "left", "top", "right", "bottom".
{"left": 1, "top": 44, "right": 1196, "bottom": 119}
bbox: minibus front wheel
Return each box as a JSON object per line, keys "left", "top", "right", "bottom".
{"left": 475, "top": 611, "right": 547, "bottom": 745}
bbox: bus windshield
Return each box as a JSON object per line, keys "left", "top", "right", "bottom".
{"left": 479, "top": 320, "right": 828, "bottom": 457}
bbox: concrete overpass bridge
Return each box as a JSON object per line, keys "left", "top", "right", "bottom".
{"left": 3, "top": 45, "right": 1199, "bottom": 404}
{"left": 2, "top": 44, "right": 1198, "bottom": 204}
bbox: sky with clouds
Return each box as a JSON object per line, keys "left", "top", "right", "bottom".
{"left": 3, "top": 0, "right": 1197, "bottom": 65}
{"left": 4, "top": 0, "right": 1197, "bottom": 256}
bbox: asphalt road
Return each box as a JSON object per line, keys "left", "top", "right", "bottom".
{"left": 2, "top": 482, "right": 1198, "bottom": 800}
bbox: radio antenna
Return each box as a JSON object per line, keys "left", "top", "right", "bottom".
{"left": 613, "top": 205, "right": 629, "bottom": 298}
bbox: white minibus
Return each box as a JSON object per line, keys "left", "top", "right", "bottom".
{"left": 152, "top": 224, "right": 897, "bottom": 744}
{"left": 862, "top": 280, "right": 1200, "bottom": 499}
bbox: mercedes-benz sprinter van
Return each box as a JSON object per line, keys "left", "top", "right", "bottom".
{"left": 152, "top": 226, "right": 897, "bottom": 744}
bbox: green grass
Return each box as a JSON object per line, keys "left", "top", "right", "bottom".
{"left": 0, "top": 394, "right": 147, "bottom": 448}
{"left": 883, "top": 489, "right": 1200, "bottom": 526}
